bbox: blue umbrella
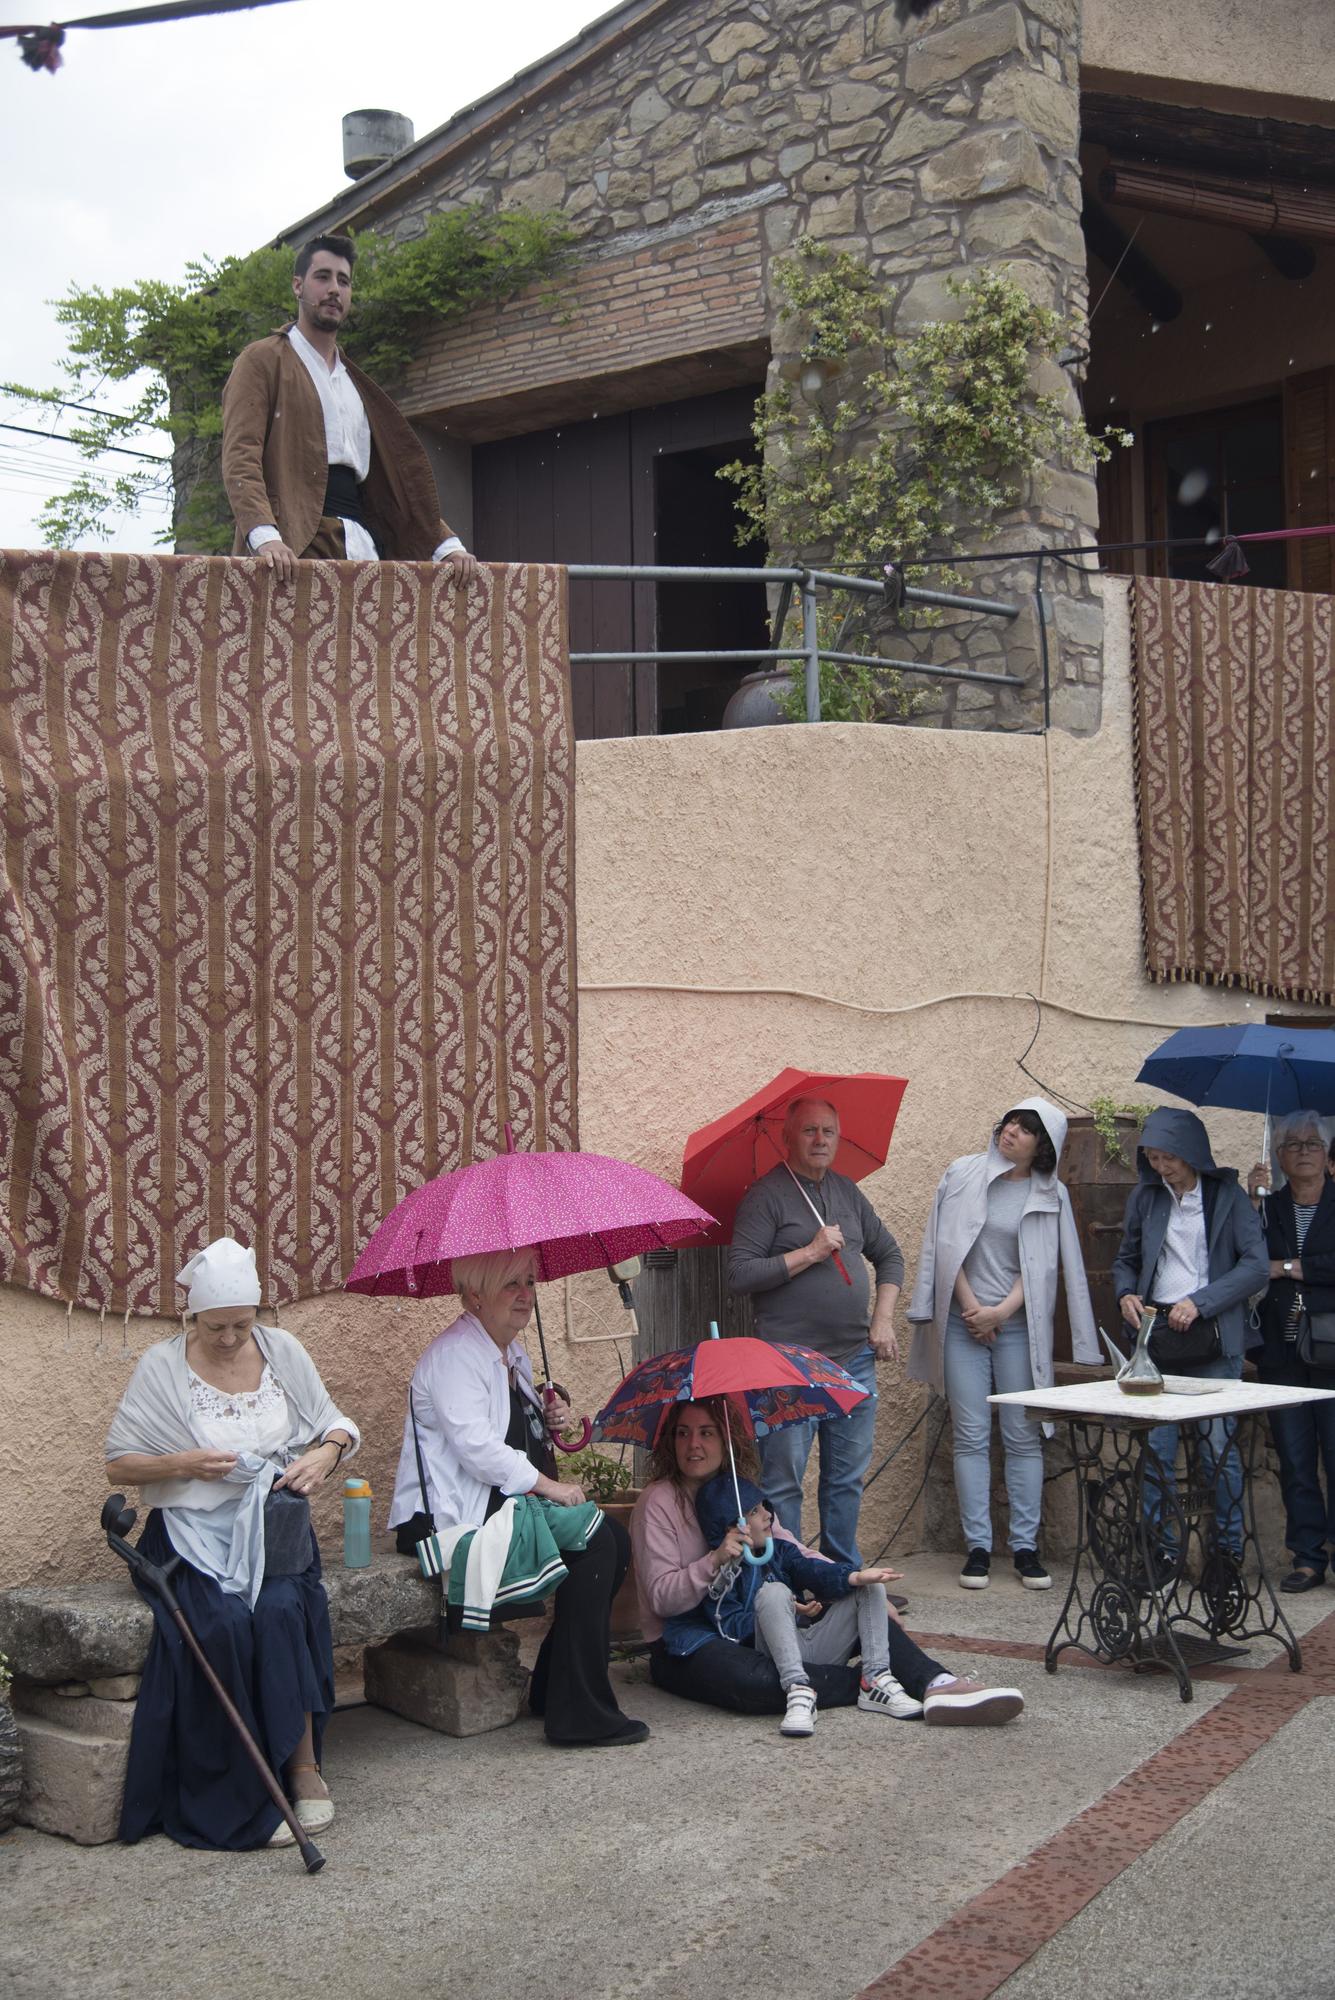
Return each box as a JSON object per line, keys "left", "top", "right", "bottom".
{"left": 1136, "top": 1025, "right": 1335, "bottom": 1115}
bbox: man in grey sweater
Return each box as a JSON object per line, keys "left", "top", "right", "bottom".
{"left": 728, "top": 1098, "right": 904, "bottom": 1565}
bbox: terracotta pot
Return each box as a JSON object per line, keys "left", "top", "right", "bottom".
{"left": 721, "top": 670, "right": 792, "bottom": 729}
{"left": 598, "top": 1493, "right": 644, "bottom": 1641}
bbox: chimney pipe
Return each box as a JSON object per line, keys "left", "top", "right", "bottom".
{"left": 342, "top": 109, "right": 414, "bottom": 182}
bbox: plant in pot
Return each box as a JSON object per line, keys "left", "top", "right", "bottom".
{"left": 563, "top": 1448, "right": 643, "bottom": 1641}
{"left": 1088, "top": 1096, "right": 1154, "bottom": 1168}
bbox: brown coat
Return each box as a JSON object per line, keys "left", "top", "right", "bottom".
{"left": 221, "top": 330, "right": 454, "bottom": 560}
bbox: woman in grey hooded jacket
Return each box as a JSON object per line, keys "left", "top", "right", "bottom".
{"left": 908, "top": 1098, "right": 1098, "bottom": 1590}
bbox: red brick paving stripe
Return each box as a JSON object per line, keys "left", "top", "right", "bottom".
{"left": 856, "top": 1610, "right": 1335, "bottom": 2000}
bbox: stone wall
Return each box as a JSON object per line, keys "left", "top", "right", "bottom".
{"left": 290, "top": 0, "right": 1104, "bottom": 732}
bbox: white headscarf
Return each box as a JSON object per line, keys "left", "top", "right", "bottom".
{"left": 176, "top": 1236, "right": 262, "bottom": 1315}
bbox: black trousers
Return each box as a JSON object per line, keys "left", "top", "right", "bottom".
{"left": 647, "top": 1616, "right": 946, "bottom": 1716}
{"left": 528, "top": 1514, "right": 635, "bottom": 1743}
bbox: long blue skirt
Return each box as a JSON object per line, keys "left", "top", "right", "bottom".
{"left": 119, "top": 1510, "right": 334, "bottom": 1850}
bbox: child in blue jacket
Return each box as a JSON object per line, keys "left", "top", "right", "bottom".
{"left": 666, "top": 1471, "right": 920, "bottom": 1736}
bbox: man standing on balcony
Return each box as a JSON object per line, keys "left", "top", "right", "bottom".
{"left": 728, "top": 1097, "right": 903, "bottom": 1566}
{"left": 221, "top": 234, "right": 477, "bottom": 582}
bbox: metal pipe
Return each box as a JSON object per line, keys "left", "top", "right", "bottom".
{"left": 820, "top": 649, "right": 1023, "bottom": 688}
{"left": 801, "top": 572, "right": 821, "bottom": 723}
{"left": 903, "top": 584, "right": 1020, "bottom": 619}
{"left": 559, "top": 564, "right": 1011, "bottom": 616}
{"left": 569, "top": 648, "right": 800, "bottom": 663}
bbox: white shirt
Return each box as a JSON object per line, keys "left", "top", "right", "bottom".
{"left": 1152, "top": 1179, "right": 1210, "bottom": 1303}
{"left": 248, "top": 324, "right": 464, "bottom": 563}
{"left": 388, "top": 1312, "right": 540, "bottom": 1535}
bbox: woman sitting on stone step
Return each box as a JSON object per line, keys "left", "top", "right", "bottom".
{"left": 105, "top": 1235, "right": 359, "bottom": 1851}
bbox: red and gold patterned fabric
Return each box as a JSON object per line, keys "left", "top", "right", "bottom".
{"left": 0, "top": 551, "right": 577, "bottom": 1314}
{"left": 1130, "top": 576, "right": 1335, "bottom": 1007}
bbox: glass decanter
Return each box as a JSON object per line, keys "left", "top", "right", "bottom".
{"left": 1117, "top": 1307, "right": 1165, "bottom": 1396}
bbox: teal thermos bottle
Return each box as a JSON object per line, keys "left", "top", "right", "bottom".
{"left": 342, "top": 1475, "right": 373, "bottom": 1569}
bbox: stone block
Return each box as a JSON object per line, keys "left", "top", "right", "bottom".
{"left": 864, "top": 186, "right": 914, "bottom": 232}
{"left": 700, "top": 117, "right": 758, "bottom": 164}
{"left": 829, "top": 81, "right": 885, "bottom": 122}
{"left": 879, "top": 107, "right": 960, "bottom": 165}
{"left": 920, "top": 128, "right": 1046, "bottom": 203}
{"left": 627, "top": 86, "right": 670, "bottom": 135}
{"left": 13, "top": 1683, "right": 137, "bottom": 1740}
{"left": 15, "top": 1712, "right": 129, "bottom": 1845}
{"left": 1024, "top": 0, "right": 1078, "bottom": 29}
{"left": 977, "top": 67, "right": 1079, "bottom": 151}
{"left": 683, "top": 76, "right": 720, "bottom": 108}
{"left": 905, "top": 5, "right": 1027, "bottom": 91}
{"left": 802, "top": 161, "right": 858, "bottom": 193}
{"left": 805, "top": 190, "right": 859, "bottom": 237}
{"left": 706, "top": 21, "right": 767, "bottom": 63}
{"left": 778, "top": 142, "right": 816, "bottom": 176}
{"left": 894, "top": 272, "right": 969, "bottom": 332}
{"left": 501, "top": 170, "right": 566, "bottom": 212}
{"left": 0, "top": 1703, "right": 20, "bottom": 1833}
{"left": 829, "top": 119, "right": 885, "bottom": 151}
{"left": 963, "top": 197, "right": 1085, "bottom": 264}
{"left": 87, "top": 1675, "right": 140, "bottom": 1701}
{"left": 363, "top": 1626, "right": 529, "bottom": 1738}
{"left": 0, "top": 1580, "right": 152, "bottom": 1684}
{"left": 547, "top": 111, "right": 619, "bottom": 165}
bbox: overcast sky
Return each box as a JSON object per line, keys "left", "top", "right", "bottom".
{"left": 0, "top": 0, "right": 603, "bottom": 551}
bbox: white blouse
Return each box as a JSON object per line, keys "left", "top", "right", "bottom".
{"left": 188, "top": 1362, "right": 291, "bottom": 1460}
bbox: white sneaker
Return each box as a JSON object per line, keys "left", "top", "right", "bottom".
{"left": 857, "top": 1668, "right": 924, "bottom": 1720}
{"left": 781, "top": 1683, "right": 817, "bottom": 1736}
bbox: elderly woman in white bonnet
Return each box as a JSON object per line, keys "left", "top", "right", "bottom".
{"left": 105, "top": 1236, "right": 360, "bottom": 1851}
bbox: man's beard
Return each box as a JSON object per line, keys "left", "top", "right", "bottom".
{"left": 308, "top": 304, "right": 343, "bottom": 331}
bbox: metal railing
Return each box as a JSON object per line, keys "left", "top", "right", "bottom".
{"left": 565, "top": 563, "right": 1022, "bottom": 723}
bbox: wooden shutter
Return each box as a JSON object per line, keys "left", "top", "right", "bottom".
{"left": 1284, "top": 367, "right": 1335, "bottom": 594}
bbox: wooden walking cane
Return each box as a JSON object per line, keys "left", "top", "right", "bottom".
{"left": 101, "top": 1495, "right": 325, "bottom": 1872}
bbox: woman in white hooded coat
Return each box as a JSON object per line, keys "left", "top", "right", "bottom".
{"left": 907, "top": 1098, "right": 1098, "bottom": 1591}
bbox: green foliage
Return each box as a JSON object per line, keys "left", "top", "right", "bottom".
{"left": 1089, "top": 1095, "right": 1154, "bottom": 1165}
{"left": 563, "top": 1447, "right": 634, "bottom": 1502}
{"left": 771, "top": 598, "right": 918, "bottom": 724}
{"left": 721, "top": 244, "right": 1128, "bottom": 720}
{"left": 16, "top": 207, "right": 574, "bottom": 551}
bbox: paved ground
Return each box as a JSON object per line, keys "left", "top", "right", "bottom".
{"left": 3, "top": 1553, "right": 1331, "bottom": 2000}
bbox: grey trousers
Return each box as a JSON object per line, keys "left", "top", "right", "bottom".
{"left": 752, "top": 1579, "right": 890, "bottom": 1690}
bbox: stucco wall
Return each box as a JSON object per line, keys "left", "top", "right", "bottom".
{"left": 2, "top": 573, "right": 1300, "bottom": 1589}
{"left": 1082, "top": 0, "right": 1335, "bottom": 122}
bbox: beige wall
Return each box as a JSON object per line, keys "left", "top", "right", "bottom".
{"left": 1082, "top": 0, "right": 1335, "bottom": 122}
{"left": 0, "top": 576, "right": 1302, "bottom": 1587}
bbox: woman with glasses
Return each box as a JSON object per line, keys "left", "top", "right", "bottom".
{"left": 1248, "top": 1112, "right": 1335, "bottom": 1593}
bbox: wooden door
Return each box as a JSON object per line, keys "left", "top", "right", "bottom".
{"left": 472, "top": 385, "right": 764, "bottom": 739}
{"left": 1283, "top": 367, "right": 1335, "bottom": 594}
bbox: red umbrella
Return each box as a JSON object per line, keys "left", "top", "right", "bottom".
{"left": 592, "top": 1322, "right": 870, "bottom": 1563}
{"left": 678, "top": 1067, "right": 909, "bottom": 1274}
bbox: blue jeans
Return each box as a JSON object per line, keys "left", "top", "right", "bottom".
{"left": 1145, "top": 1352, "right": 1244, "bottom": 1555}
{"left": 758, "top": 1343, "right": 877, "bottom": 1565}
{"left": 1268, "top": 1384, "right": 1335, "bottom": 1575}
{"left": 942, "top": 1312, "right": 1042, "bottom": 1553}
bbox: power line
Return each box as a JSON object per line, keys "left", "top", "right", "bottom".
{"left": 1, "top": 385, "right": 136, "bottom": 421}
{"left": 0, "top": 421, "right": 168, "bottom": 463}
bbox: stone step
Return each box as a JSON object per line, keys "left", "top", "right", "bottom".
{"left": 14, "top": 1712, "right": 130, "bottom": 1846}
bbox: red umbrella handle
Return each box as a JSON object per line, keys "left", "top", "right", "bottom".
{"left": 543, "top": 1383, "right": 593, "bottom": 1452}
{"left": 832, "top": 1250, "right": 853, "bottom": 1287}
{"left": 554, "top": 1416, "right": 593, "bottom": 1453}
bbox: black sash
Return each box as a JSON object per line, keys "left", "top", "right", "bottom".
{"left": 322, "top": 461, "right": 370, "bottom": 533}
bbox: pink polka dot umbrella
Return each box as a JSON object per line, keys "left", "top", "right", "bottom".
{"left": 345, "top": 1149, "right": 717, "bottom": 1298}
{"left": 346, "top": 1144, "right": 718, "bottom": 1453}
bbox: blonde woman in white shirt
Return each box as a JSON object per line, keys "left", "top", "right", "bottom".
{"left": 389, "top": 1248, "right": 648, "bottom": 1748}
